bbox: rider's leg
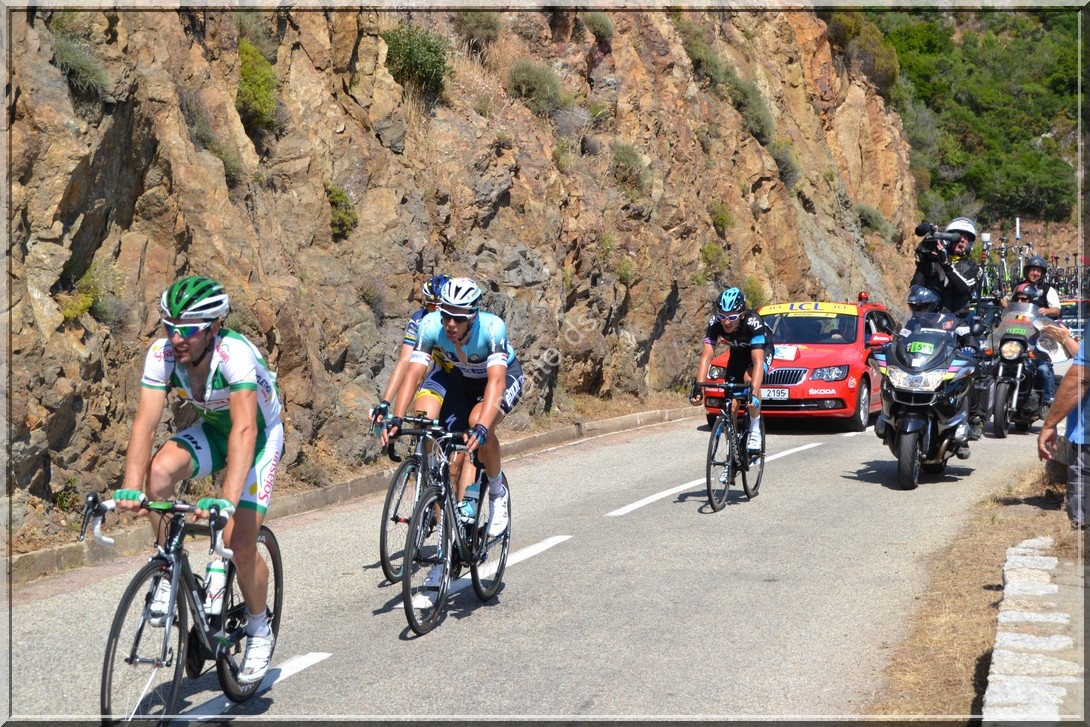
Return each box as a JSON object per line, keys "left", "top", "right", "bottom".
{"left": 1038, "top": 360, "right": 1056, "bottom": 406}
{"left": 145, "top": 441, "right": 194, "bottom": 544}
{"left": 226, "top": 508, "right": 269, "bottom": 625}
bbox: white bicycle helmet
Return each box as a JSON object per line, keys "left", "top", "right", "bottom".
{"left": 944, "top": 217, "right": 977, "bottom": 243}
{"left": 439, "top": 277, "right": 483, "bottom": 311}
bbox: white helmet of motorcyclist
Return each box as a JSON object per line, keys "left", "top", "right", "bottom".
{"left": 944, "top": 217, "right": 977, "bottom": 244}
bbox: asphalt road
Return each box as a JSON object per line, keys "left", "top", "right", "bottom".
{"left": 10, "top": 415, "right": 1041, "bottom": 719}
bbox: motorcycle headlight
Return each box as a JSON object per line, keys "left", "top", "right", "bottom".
{"left": 999, "top": 341, "right": 1025, "bottom": 360}
{"left": 811, "top": 365, "right": 849, "bottom": 382}
{"left": 886, "top": 366, "right": 947, "bottom": 391}
{"left": 708, "top": 365, "right": 725, "bottom": 380}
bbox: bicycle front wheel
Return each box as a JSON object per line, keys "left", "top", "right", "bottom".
{"left": 471, "top": 476, "right": 511, "bottom": 601}
{"left": 101, "top": 561, "right": 187, "bottom": 725}
{"left": 706, "top": 417, "right": 735, "bottom": 511}
{"left": 403, "top": 486, "right": 450, "bottom": 635}
{"left": 741, "top": 415, "right": 765, "bottom": 499}
{"left": 380, "top": 455, "right": 421, "bottom": 583}
{"left": 216, "top": 525, "right": 284, "bottom": 702}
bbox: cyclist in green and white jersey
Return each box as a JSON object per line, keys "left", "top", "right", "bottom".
{"left": 113, "top": 275, "right": 282, "bottom": 684}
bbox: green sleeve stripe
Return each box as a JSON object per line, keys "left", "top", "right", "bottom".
{"left": 141, "top": 382, "right": 169, "bottom": 391}
{"left": 230, "top": 382, "right": 259, "bottom": 392}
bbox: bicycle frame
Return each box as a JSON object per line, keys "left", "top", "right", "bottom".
{"left": 81, "top": 495, "right": 238, "bottom": 667}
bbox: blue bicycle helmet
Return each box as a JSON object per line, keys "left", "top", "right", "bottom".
{"left": 717, "top": 287, "right": 746, "bottom": 315}
{"left": 421, "top": 274, "right": 450, "bottom": 306}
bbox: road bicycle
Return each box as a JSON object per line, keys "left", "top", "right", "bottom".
{"left": 375, "top": 414, "right": 439, "bottom": 584}
{"left": 394, "top": 422, "right": 512, "bottom": 635}
{"left": 695, "top": 381, "right": 765, "bottom": 511}
{"left": 80, "top": 492, "right": 284, "bottom": 723}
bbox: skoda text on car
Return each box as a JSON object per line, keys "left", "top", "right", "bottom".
{"left": 702, "top": 295, "right": 897, "bottom": 431}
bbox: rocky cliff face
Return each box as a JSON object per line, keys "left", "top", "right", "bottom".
{"left": 8, "top": 9, "right": 975, "bottom": 522}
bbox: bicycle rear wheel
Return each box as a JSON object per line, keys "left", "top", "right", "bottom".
{"left": 379, "top": 455, "right": 421, "bottom": 583}
{"left": 101, "top": 561, "right": 187, "bottom": 725}
{"left": 471, "top": 475, "right": 511, "bottom": 601}
{"left": 403, "top": 486, "right": 450, "bottom": 635}
{"left": 216, "top": 526, "right": 284, "bottom": 702}
{"left": 741, "top": 415, "right": 765, "bottom": 499}
{"left": 706, "top": 416, "right": 735, "bottom": 511}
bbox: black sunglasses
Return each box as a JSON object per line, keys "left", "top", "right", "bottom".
{"left": 440, "top": 310, "right": 475, "bottom": 322}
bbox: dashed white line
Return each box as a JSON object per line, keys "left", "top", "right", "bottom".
{"left": 179, "top": 651, "right": 332, "bottom": 720}
{"left": 606, "top": 442, "right": 824, "bottom": 516}
{"left": 450, "top": 535, "right": 573, "bottom": 591}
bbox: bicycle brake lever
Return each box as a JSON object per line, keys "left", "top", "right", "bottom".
{"left": 208, "top": 505, "right": 234, "bottom": 559}
{"left": 386, "top": 439, "right": 402, "bottom": 464}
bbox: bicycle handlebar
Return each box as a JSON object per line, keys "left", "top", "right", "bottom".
{"left": 692, "top": 380, "right": 753, "bottom": 398}
{"left": 79, "top": 492, "right": 234, "bottom": 559}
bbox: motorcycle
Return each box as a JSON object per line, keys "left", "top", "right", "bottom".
{"left": 987, "top": 301, "right": 1064, "bottom": 437}
{"left": 872, "top": 310, "right": 978, "bottom": 490}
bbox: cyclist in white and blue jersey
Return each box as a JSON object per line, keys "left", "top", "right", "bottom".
{"left": 383, "top": 277, "right": 524, "bottom": 538}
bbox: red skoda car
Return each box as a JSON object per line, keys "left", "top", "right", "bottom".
{"left": 703, "top": 295, "right": 897, "bottom": 431}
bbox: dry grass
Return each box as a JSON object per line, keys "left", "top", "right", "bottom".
{"left": 866, "top": 463, "right": 1081, "bottom": 718}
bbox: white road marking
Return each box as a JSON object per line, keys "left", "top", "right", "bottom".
{"left": 450, "top": 535, "right": 572, "bottom": 589}
{"left": 178, "top": 651, "right": 332, "bottom": 720}
{"left": 842, "top": 426, "right": 875, "bottom": 437}
{"left": 606, "top": 442, "right": 824, "bottom": 516}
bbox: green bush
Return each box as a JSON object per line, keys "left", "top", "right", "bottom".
{"left": 708, "top": 202, "right": 734, "bottom": 237}
{"left": 381, "top": 23, "right": 452, "bottom": 97}
{"left": 507, "top": 58, "right": 563, "bottom": 117}
{"left": 847, "top": 23, "right": 899, "bottom": 97}
{"left": 701, "top": 242, "right": 728, "bottom": 273}
{"left": 553, "top": 138, "right": 576, "bottom": 174}
{"left": 611, "top": 142, "right": 651, "bottom": 195}
{"left": 235, "top": 10, "right": 277, "bottom": 61}
{"left": 581, "top": 12, "right": 615, "bottom": 43}
{"left": 209, "top": 141, "right": 245, "bottom": 188}
{"left": 731, "top": 78, "right": 775, "bottom": 146}
{"left": 616, "top": 257, "right": 637, "bottom": 286}
{"left": 856, "top": 203, "right": 894, "bottom": 241}
{"left": 236, "top": 38, "right": 278, "bottom": 135}
{"left": 325, "top": 183, "right": 359, "bottom": 240}
{"left": 51, "top": 33, "right": 108, "bottom": 97}
{"left": 741, "top": 275, "right": 768, "bottom": 309}
{"left": 57, "top": 261, "right": 125, "bottom": 322}
{"left": 454, "top": 11, "right": 501, "bottom": 54}
{"left": 768, "top": 139, "right": 802, "bottom": 188}
{"left": 673, "top": 15, "right": 729, "bottom": 86}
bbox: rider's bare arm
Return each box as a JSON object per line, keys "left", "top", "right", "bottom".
{"left": 121, "top": 386, "right": 168, "bottom": 496}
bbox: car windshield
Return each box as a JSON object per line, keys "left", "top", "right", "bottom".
{"left": 765, "top": 313, "right": 858, "bottom": 344}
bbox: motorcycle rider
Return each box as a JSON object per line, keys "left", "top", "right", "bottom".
{"left": 1002, "top": 256, "right": 1062, "bottom": 408}
{"left": 910, "top": 217, "right": 981, "bottom": 320}
{"left": 1007, "top": 283, "right": 1057, "bottom": 413}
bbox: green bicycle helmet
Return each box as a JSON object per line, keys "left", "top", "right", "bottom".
{"left": 159, "top": 276, "right": 230, "bottom": 320}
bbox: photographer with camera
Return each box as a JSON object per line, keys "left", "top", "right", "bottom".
{"left": 910, "top": 218, "right": 981, "bottom": 320}
{"left": 911, "top": 218, "right": 987, "bottom": 438}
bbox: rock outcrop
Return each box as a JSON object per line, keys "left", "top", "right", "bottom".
{"left": 6, "top": 9, "right": 1076, "bottom": 536}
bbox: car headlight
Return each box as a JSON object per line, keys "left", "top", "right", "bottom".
{"left": 886, "top": 366, "right": 947, "bottom": 391}
{"left": 811, "top": 365, "right": 849, "bottom": 382}
{"left": 708, "top": 365, "right": 726, "bottom": 380}
{"left": 1000, "top": 341, "right": 1025, "bottom": 360}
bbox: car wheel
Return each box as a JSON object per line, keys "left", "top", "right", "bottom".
{"left": 847, "top": 379, "right": 870, "bottom": 432}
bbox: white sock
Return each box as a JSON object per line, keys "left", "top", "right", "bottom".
{"left": 749, "top": 414, "right": 761, "bottom": 433}
{"left": 488, "top": 472, "right": 505, "bottom": 499}
{"left": 245, "top": 609, "right": 271, "bottom": 637}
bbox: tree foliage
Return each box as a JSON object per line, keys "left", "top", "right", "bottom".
{"left": 869, "top": 10, "right": 1076, "bottom": 223}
